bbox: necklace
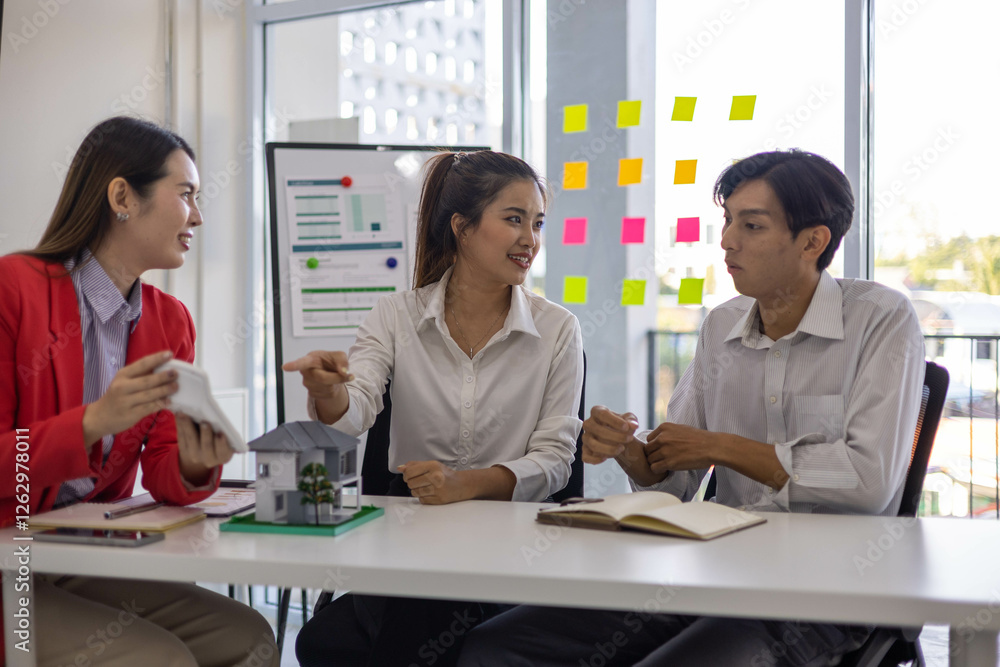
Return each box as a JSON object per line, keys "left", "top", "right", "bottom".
{"left": 450, "top": 302, "right": 509, "bottom": 357}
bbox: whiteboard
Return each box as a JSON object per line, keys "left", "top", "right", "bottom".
{"left": 267, "top": 142, "right": 484, "bottom": 425}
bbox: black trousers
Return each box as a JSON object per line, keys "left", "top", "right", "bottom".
{"left": 295, "top": 476, "right": 509, "bottom": 667}
{"left": 457, "top": 605, "right": 873, "bottom": 667}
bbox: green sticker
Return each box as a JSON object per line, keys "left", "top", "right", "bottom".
{"left": 306, "top": 257, "right": 319, "bottom": 269}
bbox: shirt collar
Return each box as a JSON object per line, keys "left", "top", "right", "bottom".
{"left": 65, "top": 249, "right": 143, "bottom": 328}
{"left": 724, "top": 271, "right": 843, "bottom": 346}
{"left": 418, "top": 266, "right": 541, "bottom": 339}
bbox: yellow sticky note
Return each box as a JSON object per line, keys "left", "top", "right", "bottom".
{"left": 621, "top": 280, "right": 646, "bottom": 306}
{"left": 618, "top": 158, "right": 643, "bottom": 186}
{"left": 730, "top": 95, "right": 757, "bottom": 120}
{"left": 617, "top": 100, "right": 642, "bottom": 128}
{"left": 671, "top": 97, "right": 697, "bottom": 121}
{"left": 563, "top": 276, "right": 588, "bottom": 304}
{"left": 563, "top": 104, "right": 588, "bottom": 133}
{"left": 678, "top": 278, "right": 705, "bottom": 305}
{"left": 563, "top": 162, "right": 588, "bottom": 190}
{"left": 674, "top": 159, "right": 697, "bottom": 185}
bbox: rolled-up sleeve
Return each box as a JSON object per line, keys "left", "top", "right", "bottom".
{"left": 499, "top": 318, "right": 584, "bottom": 502}
{"left": 771, "top": 301, "right": 925, "bottom": 514}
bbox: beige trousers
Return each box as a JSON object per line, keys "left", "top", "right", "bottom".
{"left": 35, "top": 575, "right": 279, "bottom": 667}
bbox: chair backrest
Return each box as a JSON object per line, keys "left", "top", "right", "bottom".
{"left": 897, "top": 360, "right": 949, "bottom": 517}
{"left": 361, "top": 352, "right": 588, "bottom": 500}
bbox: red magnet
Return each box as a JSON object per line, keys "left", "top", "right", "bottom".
{"left": 341, "top": 176, "right": 353, "bottom": 188}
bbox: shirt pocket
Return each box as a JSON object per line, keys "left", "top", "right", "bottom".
{"left": 793, "top": 394, "right": 845, "bottom": 441}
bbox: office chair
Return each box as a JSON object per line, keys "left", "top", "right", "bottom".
{"left": 701, "top": 361, "right": 948, "bottom": 667}
{"left": 276, "top": 353, "right": 588, "bottom": 650}
{"left": 836, "top": 360, "right": 949, "bottom": 667}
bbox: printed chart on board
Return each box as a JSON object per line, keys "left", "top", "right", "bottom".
{"left": 284, "top": 174, "right": 409, "bottom": 336}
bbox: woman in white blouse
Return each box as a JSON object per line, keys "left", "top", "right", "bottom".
{"left": 287, "top": 150, "right": 584, "bottom": 667}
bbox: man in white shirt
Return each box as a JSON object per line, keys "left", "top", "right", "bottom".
{"left": 459, "top": 150, "right": 925, "bottom": 666}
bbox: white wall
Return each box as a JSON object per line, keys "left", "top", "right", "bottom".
{"left": 0, "top": 0, "right": 250, "bottom": 396}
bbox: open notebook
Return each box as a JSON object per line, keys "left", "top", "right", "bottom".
{"left": 537, "top": 491, "right": 765, "bottom": 540}
{"left": 31, "top": 501, "right": 205, "bottom": 532}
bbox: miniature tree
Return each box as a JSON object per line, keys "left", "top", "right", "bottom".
{"left": 298, "top": 462, "right": 335, "bottom": 525}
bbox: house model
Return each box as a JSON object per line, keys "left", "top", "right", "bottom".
{"left": 248, "top": 421, "right": 361, "bottom": 525}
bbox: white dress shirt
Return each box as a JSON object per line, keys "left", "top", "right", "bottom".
{"left": 319, "top": 267, "right": 584, "bottom": 502}
{"left": 637, "top": 271, "right": 925, "bottom": 516}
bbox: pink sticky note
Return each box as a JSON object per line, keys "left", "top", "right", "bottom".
{"left": 621, "top": 217, "right": 645, "bottom": 244}
{"left": 676, "top": 217, "right": 700, "bottom": 243}
{"left": 563, "top": 217, "right": 587, "bottom": 245}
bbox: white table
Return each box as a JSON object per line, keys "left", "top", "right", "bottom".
{"left": 4, "top": 497, "right": 1000, "bottom": 666}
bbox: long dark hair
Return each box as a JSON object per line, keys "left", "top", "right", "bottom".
{"left": 27, "top": 116, "right": 195, "bottom": 264}
{"left": 413, "top": 150, "right": 545, "bottom": 288}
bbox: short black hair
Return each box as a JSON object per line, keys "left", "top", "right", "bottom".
{"left": 713, "top": 150, "right": 854, "bottom": 271}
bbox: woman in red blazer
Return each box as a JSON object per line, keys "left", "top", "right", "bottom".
{"left": 0, "top": 117, "right": 278, "bottom": 666}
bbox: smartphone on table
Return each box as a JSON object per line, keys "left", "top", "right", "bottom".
{"left": 33, "top": 528, "right": 165, "bottom": 547}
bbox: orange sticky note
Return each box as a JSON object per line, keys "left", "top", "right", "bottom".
{"left": 563, "top": 218, "right": 587, "bottom": 245}
{"left": 563, "top": 276, "right": 588, "bottom": 304}
{"left": 621, "top": 217, "right": 645, "bottom": 244}
{"left": 674, "top": 160, "right": 697, "bottom": 185}
{"left": 617, "top": 100, "right": 642, "bottom": 127}
{"left": 621, "top": 280, "right": 646, "bottom": 306}
{"left": 676, "top": 217, "right": 699, "bottom": 243}
{"left": 671, "top": 97, "right": 697, "bottom": 121}
{"left": 618, "top": 158, "right": 643, "bottom": 186}
{"left": 678, "top": 278, "right": 704, "bottom": 305}
{"left": 730, "top": 95, "right": 756, "bottom": 120}
{"left": 563, "top": 162, "right": 588, "bottom": 190}
{"left": 563, "top": 104, "right": 588, "bottom": 133}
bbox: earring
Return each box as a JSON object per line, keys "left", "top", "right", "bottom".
{"left": 116, "top": 212, "right": 129, "bottom": 222}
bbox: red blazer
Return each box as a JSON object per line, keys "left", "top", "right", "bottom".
{"left": 0, "top": 254, "right": 220, "bottom": 528}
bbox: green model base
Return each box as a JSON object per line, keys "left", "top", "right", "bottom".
{"left": 219, "top": 505, "right": 384, "bottom": 536}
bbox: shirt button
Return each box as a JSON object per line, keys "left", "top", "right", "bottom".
{"left": 466, "top": 376, "right": 473, "bottom": 383}
{"left": 464, "top": 401, "right": 472, "bottom": 408}
{"left": 460, "top": 456, "right": 469, "bottom": 464}
{"left": 462, "top": 430, "right": 470, "bottom": 438}
{"left": 774, "top": 350, "right": 781, "bottom": 358}
{"left": 769, "top": 396, "right": 777, "bottom": 404}
{"left": 793, "top": 474, "right": 800, "bottom": 481}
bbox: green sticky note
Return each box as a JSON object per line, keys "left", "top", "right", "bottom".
{"left": 306, "top": 257, "right": 319, "bottom": 269}
{"left": 564, "top": 104, "right": 588, "bottom": 133}
{"left": 563, "top": 276, "right": 588, "bottom": 304}
{"left": 730, "top": 95, "right": 757, "bottom": 121}
{"left": 671, "top": 97, "right": 697, "bottom": 121}
{"left": 617, "top": 100, "right": 642, "bottom": 128}
{"left": 678, "top": 278, "right": 705, "bottom": 305}
{"left": 621, "top": 280, "right": 646, "bottom": 306}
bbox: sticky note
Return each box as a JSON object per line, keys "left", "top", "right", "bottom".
{"left": 730, "top": 95, "right": 757, "bottom": 120}
{"left": 621, "top": 217, "right": 645, "bottom": 244}
{"left": 674, "top": 160, "right": 697, "bottom": 185}
{"left": 621, "top": 280, "right": 646, "bottom": 306}
{"left": 618, "top": 158, "right": 643, "bottom": 186}
{"left": 678, "top": 278, "right": 705, "bottom": 305}
{"left": 617, "top": 100, "right": 642, "bottom": 127}
{"left": 563, "top": 162, "right": 588, "bottom": 190}
{"left": 563, "top": 276, "right": 588, "bottom": 304}
{"left": 676, "top": 217, "right": 700, "bottom": 243}
{"left": 671, "top": 97, "right": 697, "bottom": 121}
{"left": 563, "top": 104, "right": 588, "bottom": 133}
{"left": 563, "top": 217, "right": 587, "bottom": 245}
